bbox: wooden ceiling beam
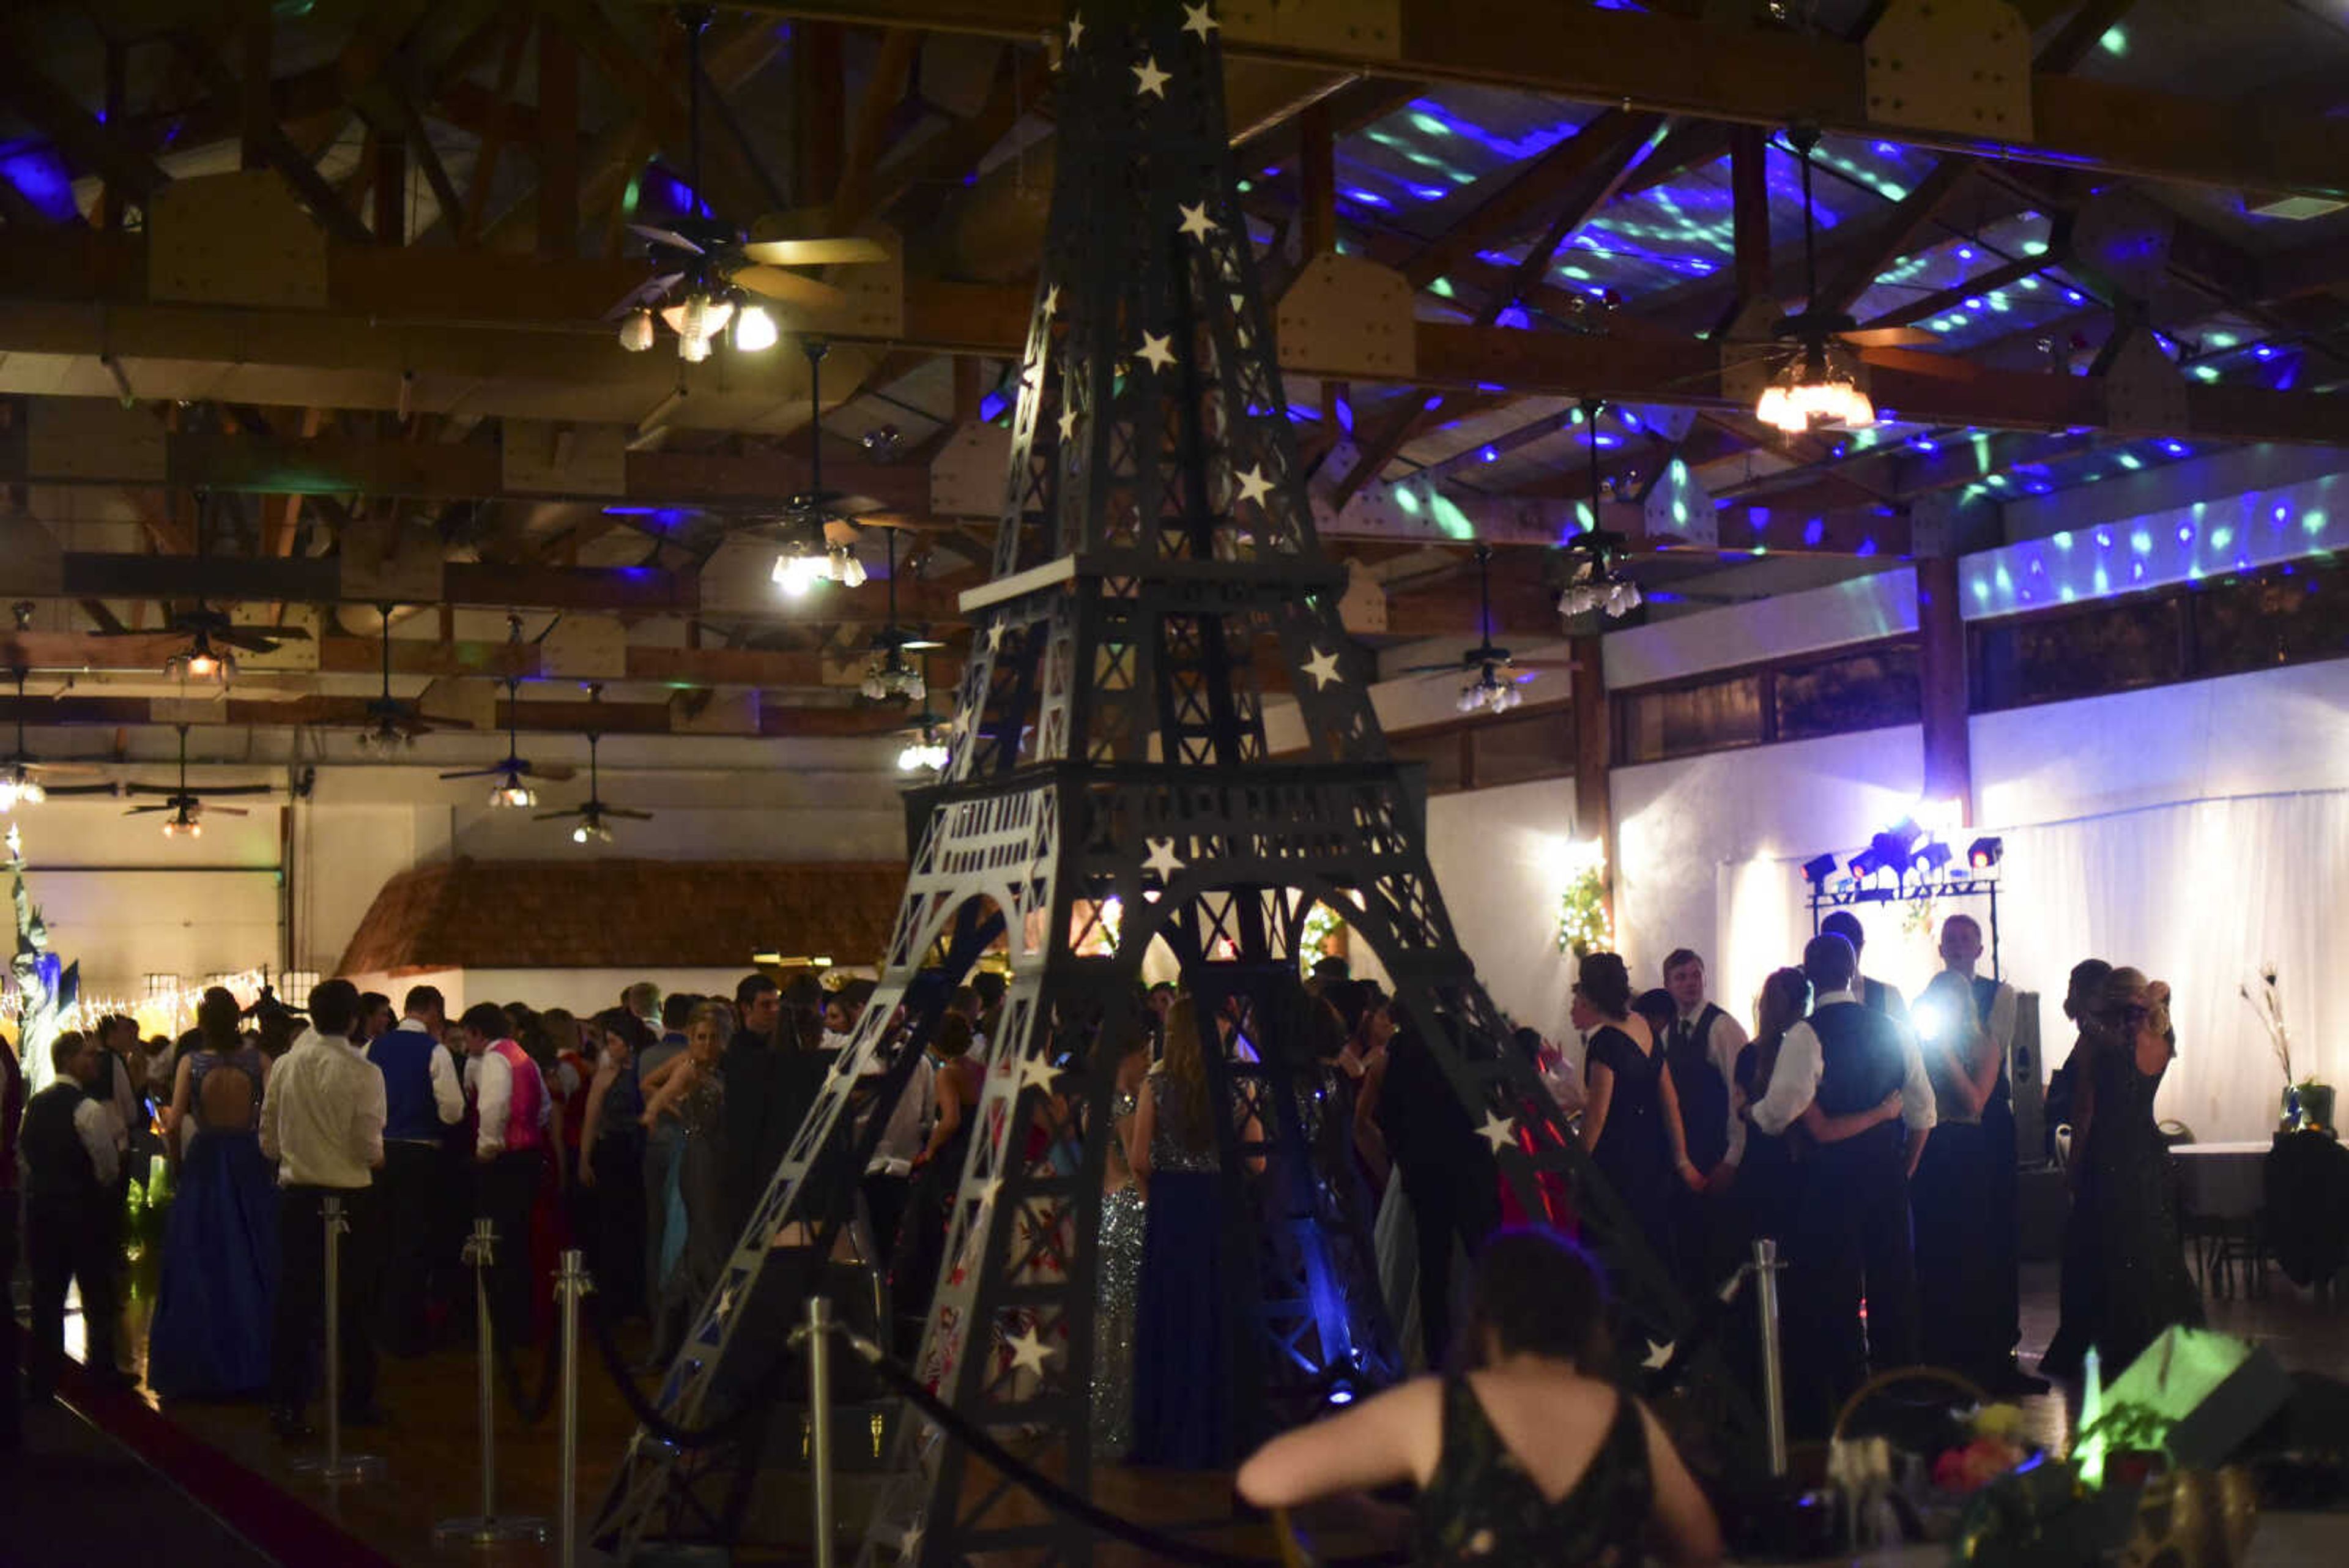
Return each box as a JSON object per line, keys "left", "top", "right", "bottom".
{"left": 721, "top": 0, "right": 2349, "bottom": 199}
{"left": 0, "top": 693, "right": 915, "bottom": 740}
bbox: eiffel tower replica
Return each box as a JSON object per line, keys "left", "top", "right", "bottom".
{"left": 595, "top": 3, "right": 1718, "bottom": 1561}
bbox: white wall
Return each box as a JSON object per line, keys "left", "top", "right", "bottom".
{"left": 1419, "top": 777, "right": 1584, "bottom": 1038}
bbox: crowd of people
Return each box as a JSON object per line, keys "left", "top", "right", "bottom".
{"left": 0, "top": 967, "right": 873, "bottom": 1446}
{"left": 1, "top": 915, "right": 2203, "bottom": 1564}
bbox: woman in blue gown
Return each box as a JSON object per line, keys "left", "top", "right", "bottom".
{"left": 148, "top": 991, "right": 280, "bottom": 1399}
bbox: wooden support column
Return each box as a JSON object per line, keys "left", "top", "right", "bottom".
{"left": 1569, "top": 633, "right": 1616, "bottom": 921}
{"left": 535, "top": 20, "right": 579, "bottom": 259}
{"left": 1915, "top": 554, "right": 1975, "bottom": 825}
{"left": 792, "top": 21, "right": 844, "bottom": 209}
{"left": 237, "top": 0, "right": 272, "bottom": 173}
{"left": 1728, "top": 124, "right": 1770, "bottom": 306}
{"left": 372, "top": 132, "right": 406, "bottom": 244}
{"left": 1299, "top": 98, "right": 1335, "bottom": 258}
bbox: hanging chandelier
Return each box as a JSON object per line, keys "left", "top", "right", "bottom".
{"left": 164, "top": 634, "right": 236, "bottom": 685}
{"left": 863, "top": 649, "right": 925, "bottom": 704}
{"left": 1756, "top": 340, "right": 1874, "bottom": 435}
{"left": 1457, "top": 663, "right": 1523, "bottom": 716}
{"left": 1556, "top": 401, "right": 1644, "bottom": 620}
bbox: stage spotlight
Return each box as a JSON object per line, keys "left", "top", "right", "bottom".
{"left": 1918, "top": 841, "right": 1954, "bottom": 876}
{"left": 1847, "top": 847, "right": 1883, "bottom": 880}
{"left": 1913, "top": 1000, "right": 1948, "bottom": 1043}
{"left": 1800, "top": 852, "right": 1839, "bottom": 884}
{"left": 1968, "top": 835, "right": 2005, "bottom": 870}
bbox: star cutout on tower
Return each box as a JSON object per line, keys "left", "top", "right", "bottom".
{"left": 1016, "top": 1053, "right": 1059, "bottom": 1099}
{"left": 1137, "top": 332, "right": 1176, "bottom": 372}
{"left": 1042, "top": 283, "right": 1060, "bottom": 318}
{"left": 1058, "top": 406, "right": 1080, "bottom": 442}
{"left": 1642, "top": 1338, "right": 1676, "bottom": 1372}
{"left": 1182, "top": 2, "right": 1219, "bottom": 39}
{"left": 1477, "top": 1112, "right": 1518, "bottom": 1155}
{"left": 978, "top": 1174, "right": 1004, "bottom": 1209}
{"left": 1234, "top": 463, "right": 1273, "bottom": 505}
{"left": 1302, "top": 646, "right": 1343, "bottom": 689}
{"left": 987, "top": 622, "right": 1008, "bottom": 651}
{"left": 1006, "top": 1323, "right": 1054, "bottom": 1377}
{"left": 1065, "top": 14, "right": 1083, "bottom": 50}
{"left": 896, "top": 1526, "right": 923, "bottom": 1564}
{"left": 1143, "top": 837, "right": 1186, "bottom": 881}
{"left": 1133, "top": 56, "right": 1170, "bottom": 99}
{"left": 1178, "top": 201, "right": 1215, "bottom": 241}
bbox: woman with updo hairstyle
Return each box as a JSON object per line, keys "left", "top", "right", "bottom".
{"left": 1570, "top": 953, "right": 1696, "bottom": 1272}
{"left": 1734, "top": 967, "right": 1813, "bottom": 1245}
{"left": 2059, "top": 967, "right": 2202, "bottom": 1370}
{"left": 2041, "top": 957, "right": 2115, "bottom": 1378}
{"left": 1239, "top": 1226, "right": 1721, "bottom": 1566}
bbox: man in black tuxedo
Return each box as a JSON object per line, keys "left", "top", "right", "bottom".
{"left": 1750, "top": 933, "right": 1934, "bottom": 1429}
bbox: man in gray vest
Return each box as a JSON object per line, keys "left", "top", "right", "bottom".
{"left": 1750, "top": 932, "right": 1935, "bottom": 1430}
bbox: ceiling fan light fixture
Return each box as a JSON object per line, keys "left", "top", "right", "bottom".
{"left": 827, "top": 543, "right": 867, "bottom": 587}
{"left": 618, "top": 308, "right": 658, "bottom": 352}
{"left": 572, "top": 817, "right": 612, "bottom": 846}
{"left": 732, "top": 302, "right": 779, "bottom": 354}
{"left": 862, "top": 651, "right": 924, "bottom": 704}
{"left": 0, "top": 775, "right": 43, "bottom": 812}
{"left": 897, "top": 737, "right": 951, "bottom": 773}
{"left": 489, "top": 780, "right": 537, "bottom": 809}
{"left": 163, "top": 814, "right": 200, "bottom": 839}
{"left": 355, "top": 724, "right": 414, "bottom": 756}
{"left": 772, "top": 545, "right": 826, "bottom": 596}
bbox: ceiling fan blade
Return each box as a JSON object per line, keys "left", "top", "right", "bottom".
{"left": 124, "top": 804, "right": 171, "bottom": 815}
{"left": 629, "top": 223, "right": 705, "bottom": 255}
{"left": 23, "top": 759, "right": 107, "bottom": 776}
{"left": 437, "top": 767, "right": 505, "bottom": 780}
{"left": 606, "top": 808, "right": 654, "bottom": 821}
{"left": 532, "top": 808, "right": 582, "bottom": 822}
{"left": 738, "top": 236, "right": 889, "bottom": 267}
{"left": 37, "top": 782, "right": 122, "bottom": 797}
{"left": 123, "top": 782, "right": 181, "bottom": 797}
{"left": 204, "top": 784, "right": 276, "bottom": 797}
{"left": 1397, "top": 661, "right": 1471, "bottom": 676}
{"left": 206, "top": 805, "right": 251, "bottom": 817}
{"left": 535, "top": 762, "right": 579, "bottom": 782}
{"left": 730, "top": 264, "right": 848, "bottom": 310}
{"left": 1838, "top": 325, "right": 1938, "bottom": 348}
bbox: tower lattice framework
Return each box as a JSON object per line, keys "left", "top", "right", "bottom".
{"left": 595, "top": 4, "right": 1719, "bottom": 1562}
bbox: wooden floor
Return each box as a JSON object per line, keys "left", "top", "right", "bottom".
{"left": 42, "top": 1254, "right": 2348, "bottom": 1566}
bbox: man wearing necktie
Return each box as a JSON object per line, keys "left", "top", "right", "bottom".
{"left": 1662, "top": 949, "right": 1748, "bottom": 1296}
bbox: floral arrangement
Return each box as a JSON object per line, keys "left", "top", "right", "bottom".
{"left": 1299, "top": 902, "right": 1346, "bottom": 974}
{"left": 2240, "top": 964, "right": 2295, "bottom": 1085}
{"left": 1932, "top": 1402, "right": 2030, "bottom": 1493}
{"left": 1553, "top": 842, "right": 1612, "bottom": 957}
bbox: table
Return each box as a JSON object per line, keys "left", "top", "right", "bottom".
{"left": 2175, "top": 1141, "right": 2273, "bottom": 1221}
{"left": 1783, "top": 1510, "right": 2344, "bottom": 1565}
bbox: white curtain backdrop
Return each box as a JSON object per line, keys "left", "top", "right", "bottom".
{"left": 1720, "top": 789, "right": 2349, "bottom": 1142}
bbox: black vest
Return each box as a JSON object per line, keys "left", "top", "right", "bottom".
{"left": 1666, "top": 1003, "right": 1731, "bottom": 1172}
{"left": 20, "top": 1080, "right": 100, "bottom": 1209}
{"left": 1811, "top": 1001, "right": 1906, "bottom": 1160}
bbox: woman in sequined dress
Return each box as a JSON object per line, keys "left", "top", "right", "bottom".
{"left": 641, "top": 1001, "right": 732, "bottom": 1362}
{"left": 1091, "top": 1024, "right": 1153, "bottom": 1456}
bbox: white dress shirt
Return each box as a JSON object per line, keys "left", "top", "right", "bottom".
{"left": 864, "top": 1051, "right": 937, "bottom": 1178}
{"left": 1675, "top": 1004, "right": 1751, "bottom": 1166}
{"left": 399, "top": 1016, "right": 467, "bottom": 1129}
{"left": 72, "top": 1094, "right": 125, "bottom": 1188}
{"left": 1750, "top": 989, "right": 1937, "bottom": 1137}
{"left": 259, "top": 1028, "right": 387, "bottom": 1188}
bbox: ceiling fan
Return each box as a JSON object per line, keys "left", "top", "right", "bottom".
{"left": 127, "top": 724, "right": 273, "bottom": 837}
{"left": 613, "top": 7, "right": 889, "bottom": 360}
{"left": 535, "top": 687, "right": 651, "bottom": 845}
{"left": 354, "top": 604, "right": 437, "bottom": 754}
{"left": 0, "top": 668, "right": 115, "bottom": 811}
{"left": 84, "top": 493, "right": 311, "bottom": 682}
{"left": 1736, "top": 126, "right": 1937, "bottom": 436}
{"left": 1397, "top": 544, "right": 1577, "bottom": 716}
{"left": 1557, "top": 403, "right": 1646, "bottom": 620}
{"left": 438, "top": 675, "right": 574, "bottom": 807}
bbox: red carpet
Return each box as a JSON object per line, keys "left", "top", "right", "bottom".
{"left": 56, "top": 1360, "right": 403, "bottom": 1568}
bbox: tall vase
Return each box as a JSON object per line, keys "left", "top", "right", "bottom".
{"left": 2280, "top": 1083, "right": 2301, "bottom": 1133}
{"left": 2300, "top": 1084, "right": 2335, "bottom": 1135}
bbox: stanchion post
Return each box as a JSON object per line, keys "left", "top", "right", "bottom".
{"left": 1753, "top": 1236, "right": 1788, "bottom": 1478}
{"left": 290, "top": 1193, "right": 382, "bottom": 1484}
{"left": 791, "top": 1295, "right": 838, "bottom": 1568}
{"left": 432, "top": 1216, "right": 549, "bottom": 1546}
{"left": 557, "top": 1248, "right": 593, "bottom": 1568}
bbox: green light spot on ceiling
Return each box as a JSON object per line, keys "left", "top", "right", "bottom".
{"left": 2211, "top": 527, "right": 2233, "bottom": 549}
{"left": 1430, "top": 492, "right": 1475, "bottom": 540}
{"left": 1672, "top": 498, "right": 1687, "bottom": 524}
{"left": 2022, "top": 240, "right": 2047, "bottom": 256}
{"left": 2118, "top": 453, "right": 2143, "bottom": 470}
{"left": 2093, "top": 565, "right": 2110, "bottom": 593}
{"left": 2131, "top": 530, "right": 2153, "bottom": 554}
{"left": 2053, "top": 531, "right": 2074, "bottom": 550}
{"left": 2304, "top": 510, "right": 2328, "bottom": 535}
{"left": 1428, "top": 276, "right": 1455, "bottom": 298}
{"left": 1368, "top": 130, "right": 1399, "bottom": 147}
{"left": 1409, "top": 113, "right": 1452, "bottom": 136}
{"left": 1879, "top": 183, "right": 1909, "bottom": 201}
{"left": 2059, "top": 585, "right": 2076, "bottom": 601}
{"left": 1559, "top": 265, "right": 1590, "bottom": 280}
{"left": 2194, "top": 365, "right": 2221, "bottom": 382}
{"left": 1392, "top": 486, "right": 1420, "bottom": 516}
{"left": 1236, "top": 179, "right": 1252, "bottom": 193}
{"left": 2101, "top": 23, "right": 2128, "bottom": 55}
{"left": 2206, "top": 331, "right": 2236, "bottom": 349}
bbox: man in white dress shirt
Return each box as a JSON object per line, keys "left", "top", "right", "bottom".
{"left": 1938, "top": 913, "right": 2043, "bottom": 1394}
{"left": 1750, "top": 933, "right": 1935, "bottom": 1429}
{"left": 260, "top": 979, "right": 387, "bottom": 1440}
